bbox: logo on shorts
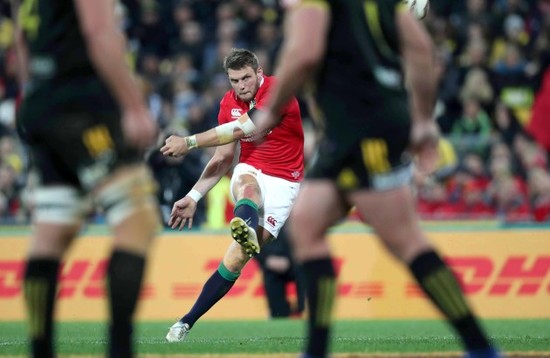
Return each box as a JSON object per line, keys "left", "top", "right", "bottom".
{"left": 291, "top": 171, "right": 301, "bottom": 179}
{"left": 266, "top": 216, "right": 277, "bottom": 227}
{"left": 231, "top": 108, "right": 243, "bottom": 118}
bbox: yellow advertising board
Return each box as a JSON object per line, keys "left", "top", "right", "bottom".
{"left": 0, "top": 230, "right": 549, "bottom": 321}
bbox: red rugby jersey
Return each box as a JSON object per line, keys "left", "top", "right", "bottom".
{"left": 218, "top": 75, "right": 304, "bottom": 182}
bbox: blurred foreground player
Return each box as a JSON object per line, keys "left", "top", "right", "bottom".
{"left": 255, "top": 1, "right": 501, "bottom": 357}
{"left": 15, "top": 0, "right": 160, "bottom": 357}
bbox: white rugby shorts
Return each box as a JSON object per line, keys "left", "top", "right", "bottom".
{"left": 229, "top": 163, "right": 300, "bottom": 238}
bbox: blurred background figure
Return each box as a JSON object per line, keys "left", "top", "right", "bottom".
{"left": 254, "top": 225, "right": 305, "bottom": 319}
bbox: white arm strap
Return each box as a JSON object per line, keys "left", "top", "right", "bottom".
{"left": 215, "top": 116, "right": 256, "bottom": 144}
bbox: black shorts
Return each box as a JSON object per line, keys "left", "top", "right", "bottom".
{"left": 17, "top": 78, "right": 142, "bottom": 190}
{"left": 307, "top": 92, "right": 413, "bottom": 191}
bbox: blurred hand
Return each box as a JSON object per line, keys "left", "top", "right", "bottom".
{"left": 252, "top": 110, "right": 280, "bottom": 145}
{"left": 160, "top": 135, "right": 189, "bottom": 158}
{"left": 168, "top": 196, "right": 198, "bottom": 230}
{"left": 122, "top": 107, "right": 157, "bottom": 149}
{"left": 410, "top": 120, "right": 440, "bottom": 175}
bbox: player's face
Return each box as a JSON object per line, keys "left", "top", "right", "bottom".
{"left": 227, "top": 66, "right": 262, "bottom": 103}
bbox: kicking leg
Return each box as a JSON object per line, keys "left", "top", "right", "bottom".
{"left": 230, "top": 168, "right": 263, "bottom": 257}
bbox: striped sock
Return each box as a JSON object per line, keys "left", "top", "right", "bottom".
{"left": 409, "top": 250, "right": 491, "bottom": 351}
{"left": 302, "top": 258, "right": 336, "bottom": 358}
{"left": 24, "top": 259, "right": 60, "bottom": 358}
{"left": 181, "top": 262, "right": 240, "bottom": 328}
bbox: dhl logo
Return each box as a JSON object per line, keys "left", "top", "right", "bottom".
{"left": 1, "top": 256, "right": 549, "bottom": 300}
{"left": 0, "top": 260, "right": 154, "bottom": 299}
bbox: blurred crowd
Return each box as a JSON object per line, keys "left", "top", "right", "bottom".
{"left": 0, "top": 0, "right": 549, "bottom": 225}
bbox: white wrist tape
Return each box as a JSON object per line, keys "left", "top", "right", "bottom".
{"left": 187, "top": 189, "right": 203, "bottom": 202}
{"left": 215, "top": 116, "right": 256, "bottom": 143}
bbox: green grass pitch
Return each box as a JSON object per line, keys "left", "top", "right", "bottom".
{"left": 1, "top": 319, "right": 549, "bottom": 357}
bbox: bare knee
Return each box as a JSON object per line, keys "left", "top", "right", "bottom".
{"left": 233, "top": 174, "right": 261, "bottom": 203}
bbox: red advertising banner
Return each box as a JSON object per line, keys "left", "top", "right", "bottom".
{"left": 0, "top": 230, "right": 549, "bottom": 321}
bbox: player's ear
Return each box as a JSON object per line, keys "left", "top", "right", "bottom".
{"left": 257, "top": 67, "right": 264, "bottom": 77}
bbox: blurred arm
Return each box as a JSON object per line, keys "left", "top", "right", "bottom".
{"left": 265, "top": 2, "right": 330, "bottom": 124}
{"left": 396, "top": 7, "right": 437, "bottom": 122}
{"left": 74, "top": 0, "right": 145, "bottom": 112}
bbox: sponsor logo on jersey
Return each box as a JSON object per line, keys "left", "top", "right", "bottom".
{"left": 291, "top": 171, "right": 301, "bottom": 179}
{"left": 231, "top": 108, "right": 243, "bottom": 118}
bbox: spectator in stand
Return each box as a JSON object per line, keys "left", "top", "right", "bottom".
{"left": 134, "top": 2, "right": 169, "bottom": 57}
{"left": 492, "top": 42, "right": 534, "bottom": 124}
{"left": 451, "top": 96, "right": 493, "bottom": 155}
{"left": 433, "top": 48, "right": 462, "bottom": 133}
{"left": 417, "top": 180, "right": 457, "bottom": 219}
{"left": 239, "top": 0, "right": 265, "bottom": 48}
{"left": 447, "top": 153, "right": 490, "bottom": 206}
{"left": 167, "top": 1, "right": 196, "bottom": 44}
{"left": 513, "top": 133, "right": 548, "bottom": 172}
{"left": 493, "top": 101, "right": 523, "bottom": 148}
{"left": 487, "top": 155, "right": 531, "bottom": 219}
{"left": 452, "top": 0, "right": 496, "bottom": 51}
{"left": 460, "top": 178, "right": 495, "bottom": 217}
{"left": 253, "top": 21, "right": 282, "bottom": 65}
{"left": 172, "top": 76, "right": 200, "bottom": 123}
{"left": 527, "top": 167, "right": 550, "bottom": 221}
{"left": 171, "top": 21, "right": 206, "bottom": 70}
{"left": 459, "top": 67, "right": 495, "bottom": 111}
{"left": 490, "top": 13, "right": 532, "bottom": 66}
{"left": 172, "top": 54, "right": 201, "bottom": 87}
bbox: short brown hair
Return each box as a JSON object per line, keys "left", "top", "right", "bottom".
{"left": 223, "top": 48, "right": 259, "bottom": 73}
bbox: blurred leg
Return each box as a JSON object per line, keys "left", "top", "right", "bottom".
{"left": 97, "top": 165, "right": 160, "bottom": 358}
{"left": 262, "top": 269, "right": 291, "bottom": 318}
{"left": 24, "top": 186, "right": 83, "bottom": 358}
{"left": 289, "top": 180, "right": 347, "bottom": 358}
{"left": 350, "top": 186, "right": 493, "bottom": 353}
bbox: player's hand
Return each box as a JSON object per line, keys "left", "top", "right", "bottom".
{"left": 160, "top": 135, "right": 189, "bottom": 158}
{"left": 168, "top": 196, "right": 198, "bottom": 230}
{"left": 409, "top": 120, "right": 440, "bottom": 175}
{"left": 122, "top": 106, "right": 157, "bottom": 149}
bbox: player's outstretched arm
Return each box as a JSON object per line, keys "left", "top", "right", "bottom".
{"left": 160, "top": 110, "right": 257, "bottom": 157}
